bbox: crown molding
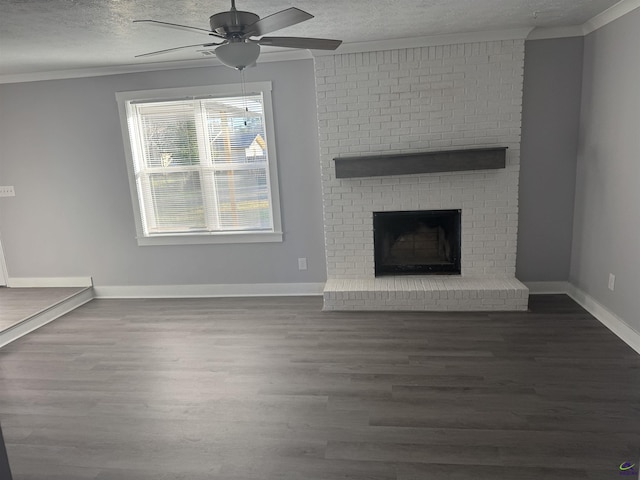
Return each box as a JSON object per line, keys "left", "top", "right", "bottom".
{"left": 582, "top": 0, "right": 640, "bottom": 35}
{"left": 527, "top": 25, "right": 585, "bottom": 40}
{"left": 527, "top": 0, "right": 640, "bottom": 40}
{"left": 313, "top": 28, "right": 534, "bottom": 57}
{"left": 0, "top": 49, "right": 312, "bottom": 85}
{"left": 0, "top": 59, "right": 216, "bottom": 85}
{"left": 525, "top": 0, "right": 638, "bottom": 41}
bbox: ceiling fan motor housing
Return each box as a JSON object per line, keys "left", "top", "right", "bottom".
{"left": 209, "top": 11, "right": 259, "bottom": 37}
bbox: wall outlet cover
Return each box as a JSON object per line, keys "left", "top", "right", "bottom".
{"left": 0, "top": 186, "right": 15, "bottom": 197}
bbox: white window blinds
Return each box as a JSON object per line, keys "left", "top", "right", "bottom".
{"left": 125, "top": 92, "right": 275, "bottom": 237}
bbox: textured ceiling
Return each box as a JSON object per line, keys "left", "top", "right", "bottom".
{"left": 0, "top": 0, "right": 622, "bottom": 77}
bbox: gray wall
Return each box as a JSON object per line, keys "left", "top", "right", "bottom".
{"left": 570, "top": 8, "right": 640, "bottom": 329}
{"left": 0, "top": 59, "right": 327, "bottom": 286}
{"left": 2, "top": 20, "right": 638, "bottom": 304}
{"left": 517, "top": 37, "right": 583, "bottom": 282}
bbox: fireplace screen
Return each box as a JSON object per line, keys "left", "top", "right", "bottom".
{"left": 373, "top": 210, "right": 461, "bottom": 276}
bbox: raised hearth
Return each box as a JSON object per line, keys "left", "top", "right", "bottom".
{"left": 324, "top": 277, "right": 529, "bottom": 311}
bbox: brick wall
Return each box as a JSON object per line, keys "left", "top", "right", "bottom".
{"left": 314, "top": 40, "right": 525, "bottom": 280}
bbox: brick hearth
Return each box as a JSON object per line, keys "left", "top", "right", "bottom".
{"left": 324, "top": 277, "right": 528, "bottom": 311}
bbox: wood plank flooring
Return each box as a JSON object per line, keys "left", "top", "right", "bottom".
{"left": 0, "top": 294, "right": 638, "bottom": 480}
{"left": 0, "top": 287, "right": 87, "bottom": 332}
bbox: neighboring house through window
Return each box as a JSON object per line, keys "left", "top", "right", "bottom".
{"left": 116, "top": 82, "right": 282, "bottom": 245}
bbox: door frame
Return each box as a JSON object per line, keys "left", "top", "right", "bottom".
{"left": 0, "top": 235, "right": 8, "bottom": 286}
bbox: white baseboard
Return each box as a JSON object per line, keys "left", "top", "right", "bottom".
{"left": 0, "top": 287, "right": 94, "bottom": 348}
{"left": 524, "top": 281, "right": 571, "bottom": 294}
{"left": 526, "top": 281, "right": 640, "bottom": 355}
{"left": 93, "top": 282, "right": 325, "bottom": 299}
{"left": 7, "top": 277, "right": 93, "bottom": 288}
{"left": 565, "top": 284, "right": 640, "bottom": 355}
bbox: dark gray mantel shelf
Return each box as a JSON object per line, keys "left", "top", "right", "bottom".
{"left": 334, "top": 147, "right": 507, "bottom": 179}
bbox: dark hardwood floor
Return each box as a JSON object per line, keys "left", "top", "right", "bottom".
{"left": 0, "top": 295, "right": 638, "bottom": 480}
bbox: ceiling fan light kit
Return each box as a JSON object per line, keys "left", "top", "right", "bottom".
{"left": 214, "top": 41, "right": 260, "bottom": 70}
{"left": 135, "top": 0, "right": 342, "bottom": 70}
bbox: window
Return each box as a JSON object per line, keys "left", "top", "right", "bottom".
{"left": 116, "top": 83, "right": 282, "bottom": 246}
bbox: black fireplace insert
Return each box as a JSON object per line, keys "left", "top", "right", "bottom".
{"left": 373, "top": 209, "right": 461, "bottom": 276}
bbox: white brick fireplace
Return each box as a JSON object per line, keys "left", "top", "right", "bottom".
{"left": 314, "top": 36, "right": 529, "bottom": 311}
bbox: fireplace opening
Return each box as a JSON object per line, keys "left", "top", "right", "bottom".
{"left": 374, "top": 210, "right": 461, "bottom": 276}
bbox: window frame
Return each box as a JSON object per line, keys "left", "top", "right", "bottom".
{"left": 116, "top": 82, "right": 283, "bottom": 246}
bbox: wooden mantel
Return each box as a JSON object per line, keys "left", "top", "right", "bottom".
{"left": 333, "top": 147, "right": 507, "bottom": 179}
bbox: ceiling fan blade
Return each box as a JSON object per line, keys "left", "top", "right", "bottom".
{"left": 135, "top": 42, "right": 222, "bottom": 58}
{"left": 133, "top": 20, "right": 227, "bottom": 40}
{"left": 258, "top": 36, "right": 342, "bottom": 50}
{"left": 243, "top": 8, "right": 313, "bottom": 37}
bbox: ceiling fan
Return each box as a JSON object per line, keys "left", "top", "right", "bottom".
{"left": 135, "top": 0, "right": 342, "bottom": 70}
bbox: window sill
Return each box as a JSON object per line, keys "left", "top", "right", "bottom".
{"left": 136, "top": 231, "right": 283, "bottom": 246}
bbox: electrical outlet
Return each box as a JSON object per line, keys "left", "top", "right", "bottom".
{"left": 298, "top": 257, "right": 307, "bottom": 271}
{"left": 608, "top": 273, "right": 615, "bottom": 291}
{"left": 0, "top": 186, "right": 15, "bottom": 197}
